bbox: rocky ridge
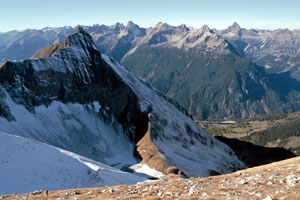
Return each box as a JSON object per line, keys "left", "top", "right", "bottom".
{"left": 0, "top": 21, "right": 241, "bottom": 64}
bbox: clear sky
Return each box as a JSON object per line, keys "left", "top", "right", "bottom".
{"left": 0, "top": 0, "right": 300, "bottom": 32}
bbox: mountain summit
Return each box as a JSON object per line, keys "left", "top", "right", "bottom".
{"left": 33, "top": 26, "right": 95, "bottom": 59}
{"left": 229, "top": 22, "right": 241, "bottom": 32}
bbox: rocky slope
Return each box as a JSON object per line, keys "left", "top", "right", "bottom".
{"left": 3, "top": 156, "right": 300, "bottom": 199}
{"left": 0, "top": 27, "right": 245, "bottom": 193}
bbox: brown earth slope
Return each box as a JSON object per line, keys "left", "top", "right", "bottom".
{"left": 2, "top": 157, "right": 300, "bottom": 200}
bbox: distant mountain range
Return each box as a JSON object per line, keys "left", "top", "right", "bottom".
{"left": 217, "top": 22, "right": 300, "bottom": 79}
{"left": 2, "top": 22, "right": 300, "bottom": 77}
{"left": 1, "top": 22, "right": 300, "bottom": 120}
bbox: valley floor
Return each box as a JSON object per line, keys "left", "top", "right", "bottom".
{"left": 2, "top": 157, "right": 300, "bottom": 199}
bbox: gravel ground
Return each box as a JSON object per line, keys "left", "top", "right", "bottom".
{"left": 2, "top": 157, "right": 300, "bottom": 200}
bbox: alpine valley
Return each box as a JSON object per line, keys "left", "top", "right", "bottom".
{"left": 0, "top": 28, "right": 245, "bottom": 195}
{"left": 1, "top": 22, "right": 300, "bottom": 120}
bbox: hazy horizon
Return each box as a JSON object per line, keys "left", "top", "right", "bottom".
{"left": 1, "top": 20, "right": 300, "bottom": 33}
{"left": 1, "top": 0, "right": 300, "bottom": 32}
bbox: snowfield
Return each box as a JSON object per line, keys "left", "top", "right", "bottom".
{"left": 0, "top": 132, "right": 146, "bottom": 195}
{"left": 0, "top": 92, "right": 138, "bottom": 170}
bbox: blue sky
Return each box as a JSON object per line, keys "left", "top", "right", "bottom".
{"left": 0, "top": 0, "right": 300, "bottom": 32}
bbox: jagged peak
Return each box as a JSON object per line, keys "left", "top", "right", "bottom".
{"left": 33, "top": 27, "right": 97, "bottom": 59}
{"left": 126, "top": 21, "right": 138, "bottom": 29}
{"left": 200, "top": 25, "right": 210, "bottom": 30}
{"left": 154, "top": 22, "right": 190, "bottom": 33}
{"left": 227, "top": 22, "right": 241, "bottom": 32}
{"left": 199, "top": 25, "right": 214, "bottom": 34}
{"left": 179, "top": 24, "right": 187, "bottom": 28}
{"left": 75, "top": 26, "right": 85, "bottom": 34}
{"left": 58, "top": 27, "right": 96, "bottom": 48}
{"left": 155, "top": 22, "right": 170, "bottom": 29}
{"left": 178, "top": 24, "right": 190, "bottom": 31}
{"left": 111, "top": 22, "right": 125, "bottom": 31}
{"left": 126, "top": 21, "right": 140, "bottom": 31}
{"left": 125, "top": 21, "right": 145, "bottom": 37}
{"left": 232, "top": 22, "right": 241, "bottom": 28}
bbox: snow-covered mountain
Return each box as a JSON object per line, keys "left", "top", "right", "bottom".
{"left": 0, "top": 27, "right": 245, "bottom": 191}
{"left": 0, "top": 132, "right": 146, "bottom": 195}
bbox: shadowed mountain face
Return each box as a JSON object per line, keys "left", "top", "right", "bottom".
{"left": 1, "top": 22, "right": 300, "bottom": 120}
{"left": 0, "top": 28, "right": 245, "bottom": 179}
{"left": 215, "top": 136, "right": 296, "bottom": 167}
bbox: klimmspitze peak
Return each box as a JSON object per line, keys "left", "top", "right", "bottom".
{"left": 75, "top": 26, "right": 85, "bottom": 34}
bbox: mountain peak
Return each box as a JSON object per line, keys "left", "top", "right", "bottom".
{"left": 73, "top": 26, "right": 94, "bottom": 40}
{"left": 155, "top": 22, "right": 170, "bottom": 30}
{"left": 111, "top": 22, "right": 125, "bottom": 31}
{"left": 33, "top": 27, "right": 97, "bottom": 59}
{"left": 178, "top": 24, "right": 189, "bottom": 31}
{"left": 228, "top": 22, "right": 241, "bottom": 32}
{"left": 126, "top": 21, "right": 137, "bottom": 28}
{"left": 126, "top": 21, "right": 144, "bottom": 37}
{"left": 199, "top": 25, "right": 213, "bottom": 34}
{"left": 126, "top": 21, "right": 139, "bottom": 32}
{"left": 232, "top": 22, "right": 240, "bottom": 27}
{"left": 75, "top": 26, "right": 85, "bottom": 34}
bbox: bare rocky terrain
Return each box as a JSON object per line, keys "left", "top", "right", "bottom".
{"left": 2, "top": 156, "right": 300, "bottom": 199}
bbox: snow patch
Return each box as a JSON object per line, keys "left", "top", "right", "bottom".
{"left": 129, "top": 163, "right": 165, "bottom": 178}
{"left": 0, "top": 92, "right": 138, "bottom": 170}
{"left": 0, "top": 132, "right": 146, "bottom": 195}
